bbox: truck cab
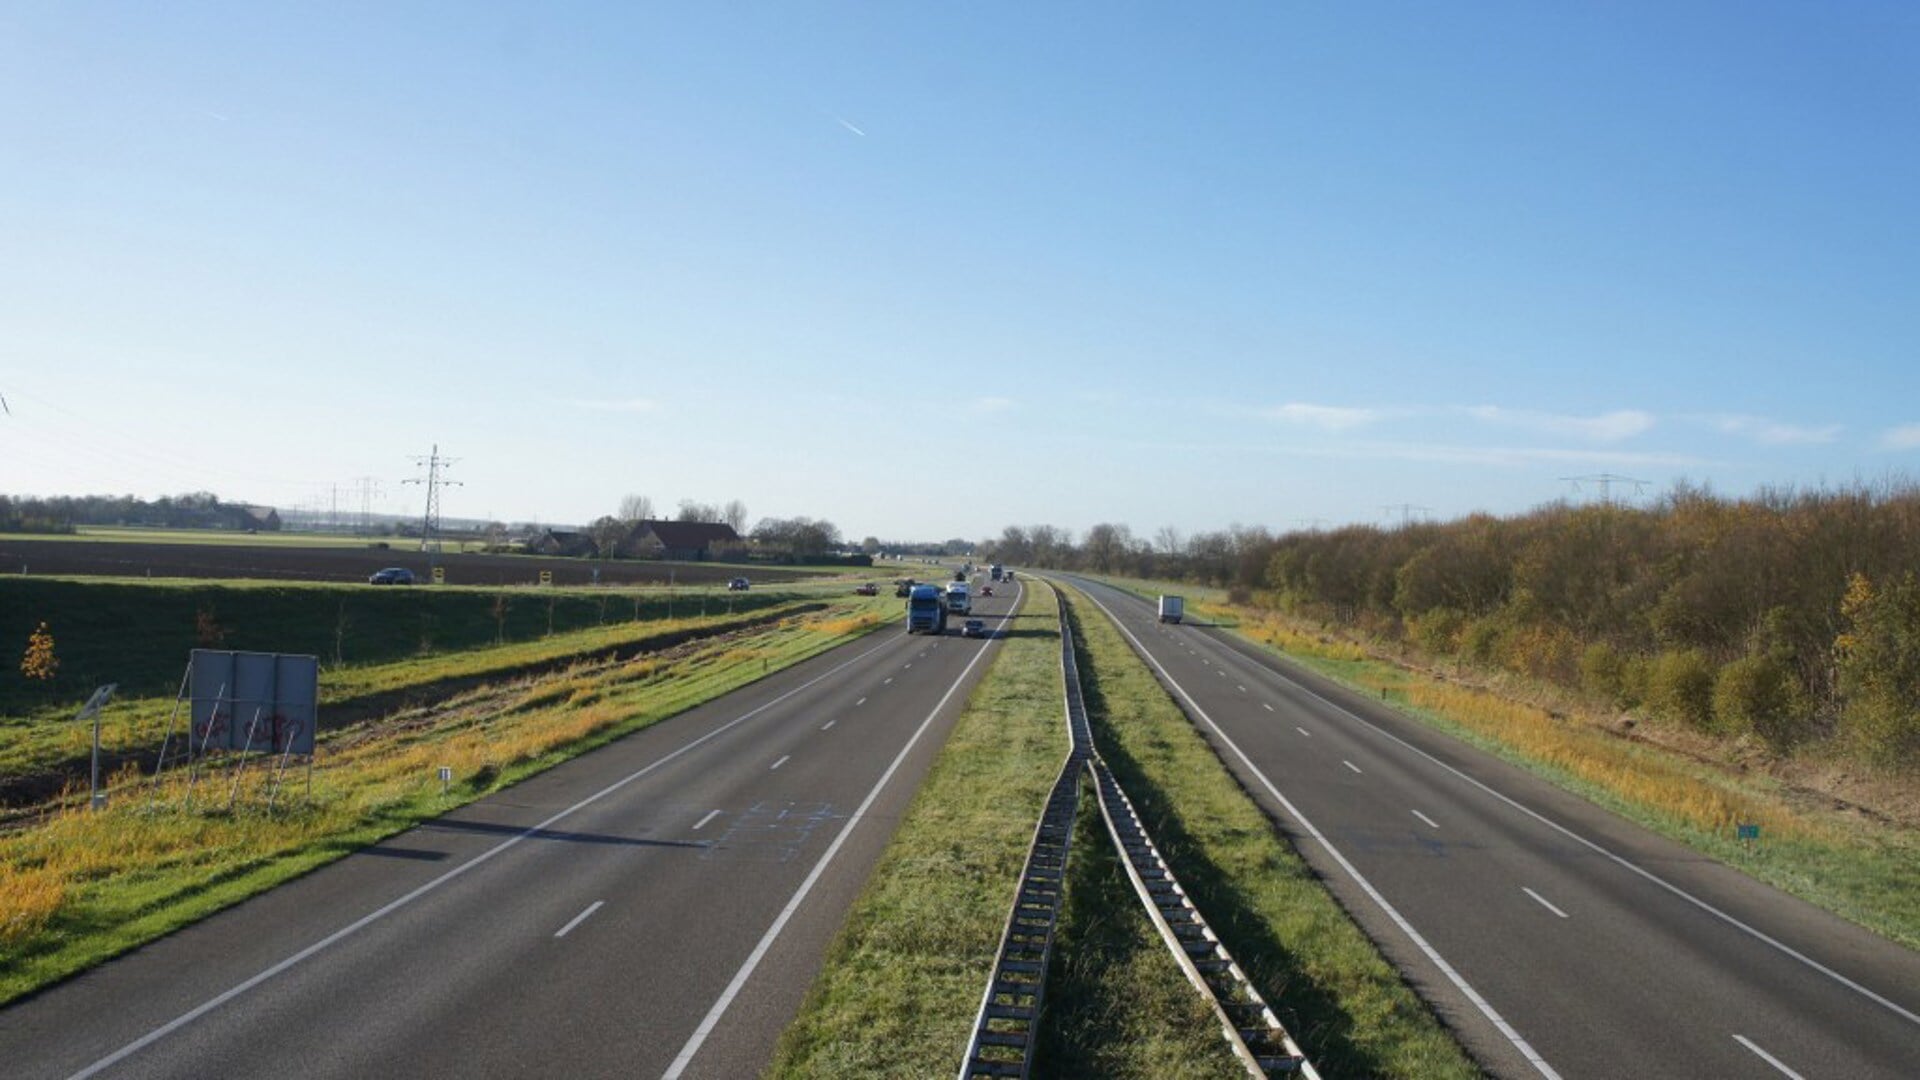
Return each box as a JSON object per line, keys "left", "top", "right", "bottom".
{"left": 945, "top": 582, "right": 972, "bottom": 615}
{"left": 907, "top": 584, "right": 949, "bottom": 634}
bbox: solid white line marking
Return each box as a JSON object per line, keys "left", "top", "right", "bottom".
{"left": 69, "top": 631, "right": 914, "bottom": 1080}
{"left": 1076, "top": 586, "right": 1562, "bottom": 1079}
{"left": 770, "top": 755, "right": 790, "bottom": 770}
{"left": 1523, "top": 887, "right": 1569, "bottom": 919}
{"left": 1413, "top": 810, "right": 1439, "bottom": 829}
{"left": 1343, "top": 760, "right": 1363, "bottom": 774}
{"left": 1733, "top": 1035, "right": 1805, "bottom": 1078}
{"left": 855, "top": 697, "right": 866, "bottom": 706}
{"left": 821, "top": 719, "right": 837, "bottom": 731}
{"left": 1296, "top": 726, "right": 1312, "bottom": 738}
{"left": 662, "top": 590, "right": 1021, "bottom": 1079}
{"left": 692, "top": 809, "right": 721, "bottom": 831}
{"left": 554, "top": 900, "right": 605, "bottom": 938}
{"left": 1262, "top": 702, "right": 1274, "bottom": 712}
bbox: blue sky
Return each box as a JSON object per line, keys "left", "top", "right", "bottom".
{"left": 3, "top": 3, "right": 1917, "bottom": 542}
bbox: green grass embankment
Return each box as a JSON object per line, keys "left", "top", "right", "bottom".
{"left": 0, "top": 576, "right": 808, "bottom": 713}
{"left": 1061, "top": 584, "right": 1480, "bottom": 1077}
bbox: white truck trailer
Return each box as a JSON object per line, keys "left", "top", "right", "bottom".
{"left": 1157, "top": 595, "right": 1184, "bottom": 624}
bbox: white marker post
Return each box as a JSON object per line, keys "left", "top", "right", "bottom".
{"left": 77, "top": 684, "right": 118, "bottom": 811}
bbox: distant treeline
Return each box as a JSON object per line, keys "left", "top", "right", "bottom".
{"left": 0, "top": 492, "right": 276, "bottom": 533}
{"left": 978, "top": 483, "right": 1920, "bottom": 769}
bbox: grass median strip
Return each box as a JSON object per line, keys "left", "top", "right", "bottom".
{"left": 0, "top": 601, "right": 891, "bottom": 1005}
{"left": 1061, "top": 584, "right": 1480, "bottom": 1078}
{"left": 769, "top": 586, "right": 1070, "bottom": 1077}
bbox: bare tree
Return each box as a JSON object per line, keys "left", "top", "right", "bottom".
{"left": 617, "top": 494, "right": 654, "bottom": 523}
{"left": 1154, "top": 525, "right": 1185, "bottom": 557}
{"left": 676, "top": 499, "right": 719, "bottom": 523}
{"left": 722, "top": 499, "right": 749, "bottom": 533}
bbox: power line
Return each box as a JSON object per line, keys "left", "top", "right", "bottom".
{"left": 1560, "top": 473, "right": 1650, "bottom": 505}
{"left": 402, "top": 445, "right": 462, "bottom": 552}
{"left": 1381, "top": 504, "right": 1432, "bottom": 528}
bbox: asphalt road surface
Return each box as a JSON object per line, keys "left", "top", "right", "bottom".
{"left": 0, "top": 578, "right": 1023, "bottom": 1080}
{"left": 1066, "top": 575, "right": 1920, "bottom": 1080}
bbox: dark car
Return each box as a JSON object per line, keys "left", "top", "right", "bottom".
{"left": 727, "top": 577, "right": 750, "bottom": 591}
{"left": 980, "top": 585, "right": 994, "bottom": 597}
{"left": 369, "top": 567, "right": 414, "bottom": 586}
{"left": 855, "top": 582, "right": 879, "bottom": 596}
{"left": 961, "top": 618, "right": 987, "bottom": 638}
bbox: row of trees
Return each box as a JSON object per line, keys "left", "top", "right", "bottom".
{"left": 0, "top": 492, "right": 271, "bottom": 532}
{"left": 975, "top": 482, "right": 1920, "bottom": 769}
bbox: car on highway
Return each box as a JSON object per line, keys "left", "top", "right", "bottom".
{"left": 727, "top": 577, "right": 750, "bottom": 591}
{"left": 854, "top": 582, "right": 878, "bottom": 595}
{"left": 961, "top": 618, "right": 987, "bottom": 638}
{"left": 368, "top": 567, "right": 414, "bottom": 585}
{"left": 980, "top": 585, "right": 994, "bottom": 597}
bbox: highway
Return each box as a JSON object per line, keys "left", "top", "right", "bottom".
{"left": 1066, "top": 575, "right": 1920, "bottom": 1080}
{"left": 0, "top": 578, "right": 1022, "bottom": 1080}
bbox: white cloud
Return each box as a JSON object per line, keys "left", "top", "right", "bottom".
{"left": 1880, "top": 424, "right": 1920, "bottom": 450}
{"left": 1462, "top": 406, "right": 1654, "bottom": 442}
{"left": 572, "top": 397, "right": 659, "bottom": 414}
{"left": 1265, "top": 402, "right": 1384, "bottom": 431}
{"left": 1701, "top": 414, "right": 1841, "bottom": 445}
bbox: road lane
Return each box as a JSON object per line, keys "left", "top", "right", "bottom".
{"left": 1068, "top": 575, "right": 1920, "bottom": 1079}
{"left": 0, "top": 579, "right": 1023, "bottom": 1080}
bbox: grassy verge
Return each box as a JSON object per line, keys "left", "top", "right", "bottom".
{"left": 768, "top": 586, "right": 1066, "bottom": 1077}
{"left": 1061, "top": 585, "right": 1479, "bottom": 1077}
{"left": 0, "top": 595, "right": 885, "bottom": 793}
{"left": 0, "top": 601, "right": 895, "bottom": 1004}
{"left": 1219, "top": 607, "right": 1920, "bottom": 952}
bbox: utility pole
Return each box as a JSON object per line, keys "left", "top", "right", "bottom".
{"left": 1380, "top": 504, "right": 1432, "bottom": 528}
{"left": 353, "top": 476, "right": 383, "bottom": 534}
{"left": 1560, "top": 474, "right": 1649, "bottom": 506}
{"left": 403, "top": 445, "right": 462, "bottom": 552}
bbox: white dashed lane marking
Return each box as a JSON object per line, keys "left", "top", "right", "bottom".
{"left": 554, "top": 901, "right": 604, "bottom": 939}
{"left": 1524, "top": 887, "right": 1570, "bottom": 919}
{"left": 1412, "top": 810, "right": 1439, "bottom": 829}
{"left": 692, "top": 810, "right": 721, "bottom": 831}
{"left": 770, "top": 755, "right": 790, "bottom": 771}
{"left": 1342, "top": 760, "right": 1362, "bottom": 774}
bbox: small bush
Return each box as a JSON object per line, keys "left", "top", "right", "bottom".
{"left": 1460, "top": 618, "right": 1502, "bottom": 664}
{"left": 1409, "top": 607, "right": 1464, "bottom": 655}
{"left": 1714, "top": 654, "right": 1815, "bottom": 753}
{"left": 1648, "top": 648, "right": 1715, "bottom": 731}
{"left": 1579, "top": 642, "right": 1627, "bottom": 703}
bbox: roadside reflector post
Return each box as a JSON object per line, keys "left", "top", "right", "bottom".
{"left": 438, "top": 766, "right": 453, "bottom": 794}
{"left": 77, "top": 684, "right": 118, "bottom": 811}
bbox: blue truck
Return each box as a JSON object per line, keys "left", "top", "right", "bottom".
{"left": 906, "top": 583, "right": 949, "bottom": 634}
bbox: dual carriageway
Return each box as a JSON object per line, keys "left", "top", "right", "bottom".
{"left": 2, "top": 572, "right": 1916, "bottom": 1077}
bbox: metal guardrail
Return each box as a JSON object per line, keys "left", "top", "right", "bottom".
{"left": 959, "top": 582, "right": 1315, "bottom": 1079}
{"left": 957, "top": 589, "right": 1091, "bottom": 1079}
{"left": 1090, "top": 758, "right": 1318, "bottom": 1078}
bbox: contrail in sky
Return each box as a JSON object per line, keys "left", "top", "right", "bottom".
{"left": 835, "top": 116, "right": 866, "bottom": 137}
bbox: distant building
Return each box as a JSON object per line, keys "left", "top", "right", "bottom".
{"left": 529, "top": 529, "right": 600, "bottom": 558}
{"left": 627, "top": 520, "right": 740, "bottom": 561}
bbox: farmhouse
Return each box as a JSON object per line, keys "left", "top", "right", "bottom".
{"left": 628, "top": 520, "right": 740, "bottom": 561}
{"left": 528, "top": 529, "right": 599, "bottom": 558}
